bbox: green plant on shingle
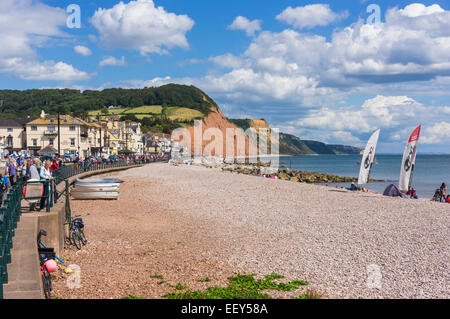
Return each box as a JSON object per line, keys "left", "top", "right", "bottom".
{"left": 164, "top": 274, "right": 310, "bottom": 299}
{"left": 121, "top": 295, "right": 145, "bottom": 299}
{"left": 173, "top": 283, "right": 187, "bottom": 290}
{"left": 292, "top": 289, "right": 322, "bottom": 300}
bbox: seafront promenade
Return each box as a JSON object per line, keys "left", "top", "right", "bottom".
{"left": 53, "top": 163, "right": 449, "bottom": 299}
{"left": 0, "top": 159, "right": 158, "bottom": 299}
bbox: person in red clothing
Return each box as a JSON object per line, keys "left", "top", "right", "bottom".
{"left": 49, "top": 159, "right": 59, "bottom": 172}
{"left": 445, "top": 195, "right": 450, "bottom": 204}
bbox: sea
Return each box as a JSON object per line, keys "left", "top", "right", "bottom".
{"left": 277, "top": 154, "right": 450, "bottom": 199}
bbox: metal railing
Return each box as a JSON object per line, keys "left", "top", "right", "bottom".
{"left": 0, "top": 156, "right": 166, "bottom": 298}
{"left": 0, "top": 178, "right": 24, "bottom": 299}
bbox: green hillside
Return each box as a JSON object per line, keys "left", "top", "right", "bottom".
{"left": 228, "top": 118, "right": 361, "bottom": 155}
{"left": 279, "top": 133, "right": 316, "bottom": 155}
{"left": 0, "top": 84, "right": 218, "bottom": 118}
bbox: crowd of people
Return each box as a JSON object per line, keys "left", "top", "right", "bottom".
{"left": 0, "top": 152, "right": 170, "bottom": 208}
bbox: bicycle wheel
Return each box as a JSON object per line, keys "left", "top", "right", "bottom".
{"left": 42, "top": 269, "right": 52, "bottom": 299}
{"left": 78, "top": 228, "right": 87, "bottom": 245}
{"left": 71, "top": 229, "right": 82, "bottom": 250}
{"left": 69, "top": 229, "right": 76, "bottom": 246}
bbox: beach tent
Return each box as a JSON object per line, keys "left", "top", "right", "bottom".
{"left": 383, "top": 184, "right": 402, "bottom": 197}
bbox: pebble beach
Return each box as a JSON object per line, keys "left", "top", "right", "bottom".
{"left": 53, "top": 163, "right": 449, "bottom": 299}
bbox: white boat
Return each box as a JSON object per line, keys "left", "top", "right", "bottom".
{"left": 74, "top": 183, "right": 120, "bottom": 189}
{"left": 72, "top": 178, "right": 122, "bottom": 199}
{"left": 71, "top": 190, "right": 119, "bottom": 200}
{"left": 73, "top": 186, "right": 119, "bottom": 192}
{"left": 75, "top": 178, "right": 124, "bottom": 184}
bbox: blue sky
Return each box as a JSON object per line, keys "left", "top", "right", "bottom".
{"left": 1, "top": 0, "right": 450, "bottom": 153}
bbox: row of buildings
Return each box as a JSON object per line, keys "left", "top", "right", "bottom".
{"left": 0, "top": 111, "right": 163, "bottom": 158}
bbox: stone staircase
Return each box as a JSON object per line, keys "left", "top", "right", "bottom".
{"left": 3, "top": 214, "right": 43, "bottom": 299}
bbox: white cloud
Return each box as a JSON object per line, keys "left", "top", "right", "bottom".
{"left": 422, "top": 121, "right": 450, "bottom": 144}
{"left": 276, "top": 4, "right": 348, "bottom": 29}
{"left": 287, "top": 95, "right": 450, "bottom": 147}
{"left": 0, "top": 0, "right": 89, "bottom": 81}
{"left": 399, "top": 3, "right": 444, "bottom": 17}
{"left": 228, "top": 16, "right": 262, "bottom": 36}
{"left": 99, "top": 56, "right": 126, "bottom": 67}
{"left": 329, "top": 131, "right": 362, "bottom": 145}
{"left": 91, "top": 0, "right": 194, "bottom": 55}
{"left": 209, "top": 54, "right": 245, "bottom": 69}
{"left": 74, "top": 45, "right": 92, "bottom": 56}
{"left": 2, "top": 57, "right": 89, "bottom": 81}
{"left": 294, "top": 95, "right": 424, "bottom": 133}
{"left": 235, "top": 4, "right": 450, "bottom": 90}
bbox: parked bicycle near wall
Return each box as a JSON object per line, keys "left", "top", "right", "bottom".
{"left": 66, "top": 215, "right": 86, "bottom": 250}
{"left": 37, "top": 230, "right": 57, "bottom": 299}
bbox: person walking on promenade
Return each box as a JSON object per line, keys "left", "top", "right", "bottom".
{"left": 39, "top": 160, "right": 52, "bottom": 211}
{"left": 29, "top": 158, "right": 41, "bottom": 181}
{"left": 8, "top": 157, "right": 17, "bottom": 186}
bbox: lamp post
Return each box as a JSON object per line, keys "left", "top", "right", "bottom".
{"left": 57, "top": 112, "right": 61, "bottom": 156}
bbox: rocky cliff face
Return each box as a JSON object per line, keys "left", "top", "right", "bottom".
{"left": 175, "top": 108, "right": 361, "bottom": 157}
{"left": 176, "top": 107, "right": 252, "bottom": 157}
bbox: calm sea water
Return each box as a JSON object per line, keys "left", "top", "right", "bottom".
{"left": 278, "top": 155, "right": 450, "bottom": 199}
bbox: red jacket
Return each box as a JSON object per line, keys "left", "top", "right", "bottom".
{"left": 50, "top": 163, "right": 59, "bottom": 172}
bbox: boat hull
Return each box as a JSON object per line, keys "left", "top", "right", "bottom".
{"left": 74, "top": 183, "right": 120, "bottom": 189}
{"left": 71, "top": 190, "right": 119, "bottom": 200}
{"left": 75, "top": 178, "right": 124, "bottom": 184}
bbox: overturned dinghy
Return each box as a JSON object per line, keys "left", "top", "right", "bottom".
{"left": 71, "top": 178, "right": 123, "bottom": 200}
{"left": 71, "top": 190, "right": 119, "bottom": 200}
{"left": 75, "top": 178, "right": 124, "bottom": 184}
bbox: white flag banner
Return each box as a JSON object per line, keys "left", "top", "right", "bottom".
{"left": 358, "top": 129, "right": 380, "bottom": 185}
{"left": 399, "top": 125, "right": 421, "bottom": 192}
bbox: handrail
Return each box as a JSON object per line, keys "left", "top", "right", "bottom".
{"left": 0, "top": 156, "right": 166, "bottom": 298}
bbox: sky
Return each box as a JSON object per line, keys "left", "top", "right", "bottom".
{"left": 0, "top": 0, "right": 450, "bottom": 153}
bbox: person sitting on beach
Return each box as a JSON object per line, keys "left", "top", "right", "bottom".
{"left": 440, "top": 183, "right": 447, "bottom": 202}
{"left": 406, "top": 188, "right": 418, "bottom": 199}
{"left": 445, "top": 195, "right": 450, "bottom": 204}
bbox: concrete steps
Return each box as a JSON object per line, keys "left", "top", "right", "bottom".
{"left": 3, "top": 214, "right": 43, "bottom": 299}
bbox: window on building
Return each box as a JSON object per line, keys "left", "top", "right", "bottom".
{"left": 49, "top": 138, "right": 54, "bottom": 145}
{"left": 31, "top": 125, "right": 37, "bottom": 131}
{"left": 32, "top": 139, "right": 37, "bottom": 146}
{"left": 70, "top": 138, "right": 75, "bottom": 146}
{"left": 98, "top": 138, "right": 101, "bottom": 144}
{"left": 47, "top": 125, "right": 55, "bottom": 132}
{"left": 7, "top": 136, "right": 13, "bottom": 147}
{"left": 7, "top": 128, "right": 13, "bottom": 132}
{"left": 70, "top": 125, "right": 76, "bottom": 131}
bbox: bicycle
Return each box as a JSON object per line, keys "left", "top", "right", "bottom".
{"left": 66, "top": 215, "right": 87, "bottom": 250}
{"left": 37, "top": 230, "right": 57, "bottom": 299}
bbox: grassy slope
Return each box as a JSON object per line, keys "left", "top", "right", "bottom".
{"left": 164, "top": 107, "right": 204, "bottom": 121}
{"left": 88, "top": 105, "right": 204, "bottom": 121}
{"left": 123, "top": 105, "right": 163, "bottom": 114}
